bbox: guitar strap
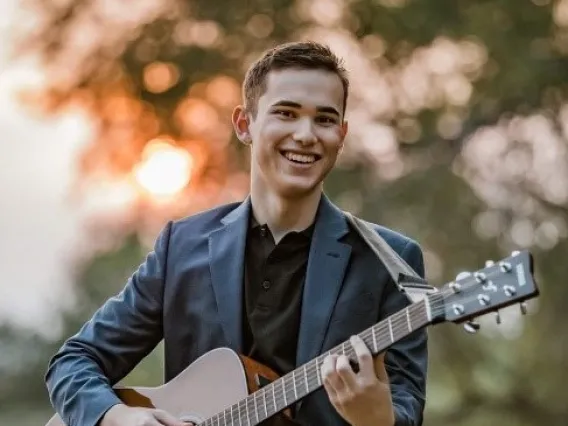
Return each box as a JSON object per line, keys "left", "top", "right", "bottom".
{"left": 343, "top": 211, "right": 438, "bottom": 303}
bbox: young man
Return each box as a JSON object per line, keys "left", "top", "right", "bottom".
{"left": 46, "top": 42, "right": 428, "bottom": 426}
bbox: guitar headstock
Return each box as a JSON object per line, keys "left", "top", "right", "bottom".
{"left": 434, "top": 250, "right": 538, "bottom": 329}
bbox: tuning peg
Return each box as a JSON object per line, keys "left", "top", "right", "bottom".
{"left": 474, "top": 272, "right": 488, "bottom": 283}
{"left": 455, "top": 271, "right": 472, "bottom": 281}
{"left": 520, "top": 302, "right": 528, "bottom": 315}
{"left": 463, "top": 321, "right": 480, "bottom": 334}
{"left": 485, "top": 260, "right": 495, "bottom": 267}
{"left": 449, "top": 282, "right": 462, "bottom": 293}
{"left": 511, "top": 250, "right": 521, "bottom": 257}
{"left": 477, "top": 294, "right": 491, "bottom": 306}
{"left": 494, "top": 311, "right": 502, "bottom": 324}
{"left": 452, "top": 304, "right": 465, "bottom": 315}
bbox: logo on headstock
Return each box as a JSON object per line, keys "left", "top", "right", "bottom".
{"left": 515, "top": 263, "right": 526, "bottom": 287}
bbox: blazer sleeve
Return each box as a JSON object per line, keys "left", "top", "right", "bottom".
{"left": 381, "top": 239, "right": 428, "bottom": 426}
{"left": 45, "top": 221, "right": 173, "bottom": 426}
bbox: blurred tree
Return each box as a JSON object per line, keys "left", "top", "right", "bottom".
{"left": 3, "top": 0, "right": 568, "bottom": 425}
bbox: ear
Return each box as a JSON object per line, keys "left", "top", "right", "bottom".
{"left": 339, "top": 120, "right": 348, "bottom": 152}
{"left": 232, "top": 105, "right": 252, "bottom": 145}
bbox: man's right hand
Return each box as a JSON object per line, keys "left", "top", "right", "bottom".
{"left": 101, "top": 404, "right": 192, "bottom": 426}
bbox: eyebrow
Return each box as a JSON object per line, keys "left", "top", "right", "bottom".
{"left": 271, "top": 100, "right": 341, "bottom": 117}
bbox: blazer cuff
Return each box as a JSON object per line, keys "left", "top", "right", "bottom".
{"left": 65, "top": 392, "right": 123, "bottom": 426}
{"left": 393, "top": 402, "right": 421, "bottom": 426}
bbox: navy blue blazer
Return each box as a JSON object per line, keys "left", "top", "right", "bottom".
{"left": 46, "top": 195, "right": 428, "bottom": 426}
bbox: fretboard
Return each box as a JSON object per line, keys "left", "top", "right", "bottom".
{"left": 202, "top": 298, "right": 433, "bottom": 426}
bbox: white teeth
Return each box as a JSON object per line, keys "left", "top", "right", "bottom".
{"left": 284, "top": 152, "right": 316, "bottom": 163}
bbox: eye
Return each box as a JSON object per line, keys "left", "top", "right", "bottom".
{"left": 316, "top": 116, "right": 338, "bottom": 125}
{"left": 273, "top": 109, "right": 295, "bottom": 118}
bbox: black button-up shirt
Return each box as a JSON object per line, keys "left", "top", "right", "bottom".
{"left": 242, "top": 219, "right": 314, "bottom": 377}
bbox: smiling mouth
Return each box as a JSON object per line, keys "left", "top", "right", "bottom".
{"left": 280, "top": 151, "right": 321, "bottom": 164}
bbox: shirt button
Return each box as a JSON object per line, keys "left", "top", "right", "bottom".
{"left": 262, "top": 280, "right": 271, "bottom": 290}
{"left": 260, "top": 226, "right": 267, "bottom": 237}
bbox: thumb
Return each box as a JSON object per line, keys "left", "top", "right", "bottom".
{"left": 152, "top": 409, "right": 187, "bottom": 426}
{"left": 374, "top": 351, "right": 389, "bottom": 384}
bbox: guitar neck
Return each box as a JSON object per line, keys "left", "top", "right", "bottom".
{"left": 203, "top": 296, "right": 438, "bottom": 426}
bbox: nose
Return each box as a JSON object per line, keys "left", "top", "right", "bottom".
{"left": 292, "top": 117, "right": 317, "bottom": 145}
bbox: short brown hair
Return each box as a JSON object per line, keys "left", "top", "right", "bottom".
{"left": 243, "top": 41, "right": 349, "bottom": 117}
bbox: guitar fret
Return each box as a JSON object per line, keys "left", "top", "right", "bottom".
{"left": 372, "top": 326, "right": 378, "bottom": 352}
{"left": 391, "top": 312, "right": 399, "bottom": 341}
{"left": 388, "top": 317, "right": 394, "bottom": 342}
{"left": 408, "top": 307, "right": 415, "bottom": 331}
{"left": 292, "top": 370, "right": 298, "bottom": 400}
{"left": 272, "top": 382, "right": 277, "bottom": 413}
{"left": 409, "top": 301, "right": 423, "bottom": 330}
{"left": 254, "top": 393, "right": 259, "bottom": 424}
{"left": 410, "top": 304, "right": 420, "bottom": 330}
{"left": 406, "top": 308, "right": 411, "bottom": 332}
{"left": 306, "top": 361, "right": 318, "bottom": 390}
{"left": 298, "top": 367, "right": 306, "bottom": 397}
{"left": 250, "top": 393, "right": 256, "bottom": 425}
{"left": 263, "top": 386, "right": 268, "bottom": 420}
{"left": 228, "top": 406, "right": 235, "bottom": 426}
{"left": 393, "top": 316, "right": 399, "bottom": 341}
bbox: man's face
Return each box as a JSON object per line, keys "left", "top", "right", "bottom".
{"left": 235, "top": 68, "right": 347, "bottom": 198}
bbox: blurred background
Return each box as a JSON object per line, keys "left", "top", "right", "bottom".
{"left": 0, "top": 0, "right": 567, "bottom": 425}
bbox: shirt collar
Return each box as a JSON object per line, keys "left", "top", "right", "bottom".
{"left": 249, "top": 213, "right": 315, "bottom": 239}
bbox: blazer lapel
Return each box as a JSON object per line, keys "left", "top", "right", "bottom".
{"left": 296, "top": 195, "right": 352, "bottom": 366}
{"left": 208, "top": 198, "right": 251, "bottom": 353}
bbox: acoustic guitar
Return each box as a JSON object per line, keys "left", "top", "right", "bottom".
{"left": 46, "top": 250, "right": 539, "bottom": 426}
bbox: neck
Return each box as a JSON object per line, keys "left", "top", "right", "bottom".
{"left": 250, "top": 182, "right": 322, "bottom": 243}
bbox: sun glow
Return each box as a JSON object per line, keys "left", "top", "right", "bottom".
{"left": 133, "top": 139, "right": 194, "bottom": 198}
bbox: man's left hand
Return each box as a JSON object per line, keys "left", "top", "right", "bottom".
{"left": 321, "top": 335, "right": 395, "bottom": 426}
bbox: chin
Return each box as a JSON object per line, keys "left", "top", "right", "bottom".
{"left": 275, "top": 181, "right": 321, "bottom": 199}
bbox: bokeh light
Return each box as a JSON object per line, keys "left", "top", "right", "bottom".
{"left": 133, "top": 138, "right": 193, "bottom": 198}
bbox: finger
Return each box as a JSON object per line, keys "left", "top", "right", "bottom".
{"left": 321, "top": 355, "right": 342, "bottom": 406}
{"left": 321, "top": 354, "right": 342, "bottom": 393}
{"left": 350, "top": 335, "right": 375, "bottom": 377}
{"left": 373, "top": 351, "right": 389, "bottom": 384}
{"left": 153, "top": 409, "right": 186, "bottom": 426}
{"left": 335, "top": 354, "right": 357, "bottom": 389}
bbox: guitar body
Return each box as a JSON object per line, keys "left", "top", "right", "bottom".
{"left": 46, "top": 347, "right": 292, "bottom": 426}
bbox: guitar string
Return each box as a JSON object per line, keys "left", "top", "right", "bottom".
{"left": 205, "top": 264, "right": 525, "bottom": 426}
{"left": 206, "top": 300, "right": 431, "bottom": 426}
{"left": 203, "top": 302, "right": 428, "bottom": 426}
{"left": 208, "top": 268, "right": 522, "bottom": 426}
{"left": 206, "top": 291, "right": 498, "bottom": 426}
{"left": 207, "top": 266, "right": 519, "bottom": 426}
